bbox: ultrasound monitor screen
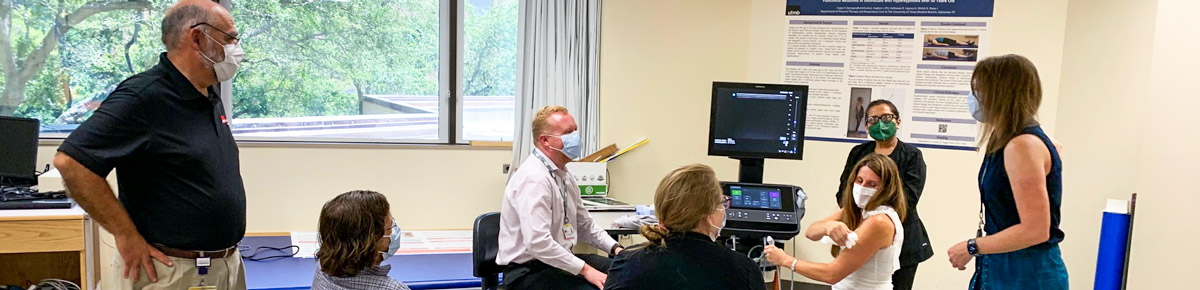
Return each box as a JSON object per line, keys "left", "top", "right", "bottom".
{"left": 708, "top": 82, "right": 808, "bottom": 160}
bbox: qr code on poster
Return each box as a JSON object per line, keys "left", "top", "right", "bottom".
{"left": 938, "top": 124, "right": 948, "bottom": 133}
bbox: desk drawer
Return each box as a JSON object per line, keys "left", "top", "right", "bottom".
{"left": 0, "top": 219, "right": 85, "bottom": 253}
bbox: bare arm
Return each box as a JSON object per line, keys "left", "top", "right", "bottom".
{"left": 947, "top": 135, "right": 1053, "bottom": 269}
{"left": 55, "top": 153, "right": 138, "bottom": 239}
{"left": 805, "top": 210, "right": 844, "bottom": 241}
{"left": 54, "top": 153, "right": 170, "bottom": 282}
{"left": 770, "top": 215, "right": 895, "bottom": 284}
{"left": 976, "top": 135, "right": 1053, "bottom": 253}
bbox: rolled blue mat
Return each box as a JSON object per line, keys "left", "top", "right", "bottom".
{"left": 1094, "top": 209, "right": 1131, "bottom": 290}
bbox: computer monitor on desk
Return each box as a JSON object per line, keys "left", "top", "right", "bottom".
{"left": 0, "top": 116, "right": 39, "bottom": 187}
{"left": 708, "top": 82, "right": 808, "bottom": 184}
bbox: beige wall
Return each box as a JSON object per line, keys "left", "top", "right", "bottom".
{"left": 30, "top": 0, "right": 1197, "bottom": 288}
{"left": 36, "top": 145, "right": 512, "bottom": 232}
{"left": 1054, "top": 0, "right": 1158, "bottom": 288}
{"left": 35, "top": 143, "right": 511, "bottom": 286}
{"left": 603, "top": 0, "right": 1071, "bottom": 289}
{"left": 1126, "top": 0, "right": 1200, "bottom": 288}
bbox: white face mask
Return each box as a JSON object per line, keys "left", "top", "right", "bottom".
{"left": 200, "top": 31, "right": 244, "bottom": 82}
{"left": 708, "top": 208, "right": 726, "bottom": 242}
{"left": 852, "top": 183, "right": 877, "bottom": 209}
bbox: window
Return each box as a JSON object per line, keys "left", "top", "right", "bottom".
{"left": 0, "top": 1, "right": 174, "bottom": 134}
{"left": 461, "top": 0, "right": 517, "bottom": 142}
{"left": 0, "top": 0, "right": 517, "bottom": 144}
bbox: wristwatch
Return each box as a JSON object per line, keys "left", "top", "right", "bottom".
{"left": 967, "top": 238, "right": 982, "bottom": 257}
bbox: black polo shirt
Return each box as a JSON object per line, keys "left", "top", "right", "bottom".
{"left": 59, "top": 53, "right": 246, "bottom": 251}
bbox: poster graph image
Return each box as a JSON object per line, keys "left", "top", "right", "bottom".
{"left": 783, "top": 0, "right": 994, "bottom": 150}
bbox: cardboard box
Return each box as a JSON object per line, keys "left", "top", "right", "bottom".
{"left": 566, "top": 162, "right": 607, "bottom": 196}
{"left": 566, "top": 139, "right": 648, "bottom": 196}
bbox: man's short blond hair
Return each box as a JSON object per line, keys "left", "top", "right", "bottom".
{"left": 532, "top": 105, "right": 569, "bottom": 138}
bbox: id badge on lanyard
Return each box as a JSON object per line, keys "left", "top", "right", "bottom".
{"left": 562, "top": 223, "right": 577, "bottom": 242}
{"left": 557, "top": 177, "right": 577, "bottom": 243}
{"left": 535, "top": 150, "right": 577, "bottom": 243}
{"left": 188, "top": 256, "right": 218, "bottom": 290}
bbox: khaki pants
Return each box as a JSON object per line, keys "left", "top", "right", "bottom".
{"left": 106, "top": 249, "right": 246, "bottom": 290}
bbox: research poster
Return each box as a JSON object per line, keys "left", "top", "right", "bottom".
{"left": 782, "top": 0, "right": 994, "bottom": 150}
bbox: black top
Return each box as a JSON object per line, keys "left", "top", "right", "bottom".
{"left": 836, "top": 140, "right": 934, "bottom": 266}
{"left": 59, "top": 53, "right": 246, "bottom": 251}
{"left": 980, "top": 126, "right": 1065, "bottom": 245}
{"left": 604, "top": 232, "right": 766, "bottom": 290}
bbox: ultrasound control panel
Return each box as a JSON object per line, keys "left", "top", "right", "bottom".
{"left": 726, "top": 209, "right": 799, "bottom": 224}
{"left": 721, "top": 182, "right": 807, "bottom": 239}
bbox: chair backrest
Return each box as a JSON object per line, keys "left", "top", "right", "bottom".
{"left": 472, "top": 212, "right": 503, "bottom": 288}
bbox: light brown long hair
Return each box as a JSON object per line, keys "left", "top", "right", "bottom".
{"left": 316, "top": 190, "right": 390, "bottom": 277}
{"left": 972, "top": 54, "right": 1042, "bottom": 153}
{"left": 833, "top": 154, "right": 907, "bottom": 256}
{"left": 637, "top": 164, "right": 723, "bottom": 247}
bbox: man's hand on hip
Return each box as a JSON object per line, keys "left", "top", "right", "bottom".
{"left": 580, "top": 265, "right": 607, "bottom": 289}
{"left": 116, "top": 233, "right": 173, "bottom": 283}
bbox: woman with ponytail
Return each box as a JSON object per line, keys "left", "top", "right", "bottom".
{"left": 603, "top": 164, "right": 765, "bottom": 290}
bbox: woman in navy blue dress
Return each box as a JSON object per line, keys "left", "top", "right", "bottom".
{"left": 945, "top": 54, "right": 1068, "bottom": 289}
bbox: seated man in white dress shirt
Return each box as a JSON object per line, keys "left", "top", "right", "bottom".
{"left": 497, "top": 105, "right": 624, "bottom": 290}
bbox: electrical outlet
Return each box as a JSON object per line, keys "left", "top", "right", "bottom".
{"left": 502, "top": 164, "right": 511, "bottom": 174}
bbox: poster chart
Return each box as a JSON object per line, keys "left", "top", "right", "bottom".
{"left": 783, "top": 0, "right": 994, "bottom": 150}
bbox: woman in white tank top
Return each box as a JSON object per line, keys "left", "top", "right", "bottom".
{"left": 764, "top": 154, "right": 908, "bottom": 290}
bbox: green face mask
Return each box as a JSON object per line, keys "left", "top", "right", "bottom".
{"left": 868, "top": 121, "right": 897, "bottom": 141}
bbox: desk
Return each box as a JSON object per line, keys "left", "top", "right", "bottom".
{"left": 0, "top": 205, "right": 98, "bottom": 290}
{"left": 588, "top": 208, "right": 640, "bottom": 239}
{"left": 243, "top": 207, "right": 642, "bottom": 290}
{"left": 241, "top": 235, "right": 478, "bottom": 290}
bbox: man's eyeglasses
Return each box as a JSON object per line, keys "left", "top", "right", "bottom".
{"left": 866, "top": 114, "right": 898, "bottom": 124}
{"left": 191, "top": 22, "right": 239, "bottom": 43}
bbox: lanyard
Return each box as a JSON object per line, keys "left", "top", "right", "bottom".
{"left": 977, "top": 155, "right": 990, "bottom": 238}
{"left": 533, "top": 150, "right": 571, "bottom": 224}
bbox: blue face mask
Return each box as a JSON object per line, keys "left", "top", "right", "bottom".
{"left": 968, "top": 92, "right": 985, "bottom": 122}
{"left": 550, "top": 131, "right": 583, "bottom": 160}
{"left": 379, "top": 219, "right": 401, "bottom": 262}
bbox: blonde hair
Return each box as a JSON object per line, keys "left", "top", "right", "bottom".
{"left": 531, "top": 106, "right": 569, "bottom": 138}
{"left": 972, "top": 54, "right": 1042, "bottom": 153}
{"left": 834, "top": 154, "right": 907, "bottom": 256}
{"left": 637, "top": 164, "right": 723, "bottom": 247}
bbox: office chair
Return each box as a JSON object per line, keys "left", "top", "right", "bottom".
{"left": 472, "top": 212, "right": 504, "bottom": 290}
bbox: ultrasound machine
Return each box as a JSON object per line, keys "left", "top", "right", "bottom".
{"left": 708, "top": 82, "right": 810, "bottom": 270}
